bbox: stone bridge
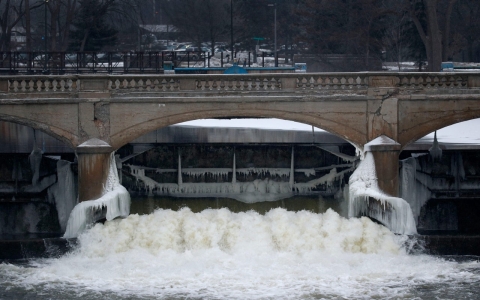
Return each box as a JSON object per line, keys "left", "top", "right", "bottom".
{"left": 1, "top": 72, "right": 480, "bottom": 202}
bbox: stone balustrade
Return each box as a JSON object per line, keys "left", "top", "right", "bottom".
{"left": 1, "top": 72, "right": 478, "bottom": 94}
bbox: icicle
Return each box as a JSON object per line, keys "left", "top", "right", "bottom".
{"left": 289, "top": 146, "right": 294, "bottom": 189}
{"left": 429, "top": 131, "right": 442, "bottom": 161}
{"left": 28, "top": 145, "right": 43, "bottom": 186}
{"left": 49, "top": 160, "right": 77, "bottom": 232}
{"left": 317, "top": 146, "right": 358, "bottom": 162}
{"left": 232, "top": 151, "right": 237, "bottom": 184}
{"left": 293, "top": 167, "right": 353, "bottom": 193}
{"left": 115, "top": 154, "right": 123, "bottom": 183}
{"left": 178, "top": 150, "right": 183, "bottom": 185}
{"left": 400, "top": 157, "right": 431, "bottom": 225}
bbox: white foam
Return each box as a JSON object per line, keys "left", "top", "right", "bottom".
{"left": 2, "top": 208, "right": 478, "bottom": 299}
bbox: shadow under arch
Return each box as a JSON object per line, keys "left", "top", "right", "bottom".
{"left": 0, "top": 115, "right": 77, "bottom": 150}
{"left": 110, "top": 109, "right": 366, "bottom": 150}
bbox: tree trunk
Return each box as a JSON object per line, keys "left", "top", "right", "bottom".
{"left": 424, "top": 0, "right": 442, "bottom": 71}
{"left": 49, "top": 1, "right": 61, "bottom": 52}
{"left": 442, "top": 0, "right": 457, "bottom": 61}
{"left": 410, "top": 0, "right": 443, "bottom": 72}
{"left": 25, "top": 0, "right": 32, "bottom": 52}
{"left": 0, "top": 0, "right": 11, "bottom": 51}
{"left": 79, "top": 29, "right": 90, "bottom": 52}
{"left": 60, "top": 0, "right": 77, "bottom": 51}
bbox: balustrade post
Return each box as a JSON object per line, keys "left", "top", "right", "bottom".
{"left": 367, "top": 75, "right": 399, "bottom": 95}
{"left": 468, "top": 75, "right": 480, "bottom": 87}
{"left": 79, "top": 76, "right": 109, "bottom": 91}
{"left": 281, "top": 76, "right": 297, "bottom": 90}
{"left": 179, "top": 77, "right": 197, "bottom": 90}
{"left": 0, "top": 79, "right": 8, "bottom": 92}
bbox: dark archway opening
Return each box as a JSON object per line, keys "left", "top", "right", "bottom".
{"left": 115, "top": 118, "right": 358, "bottom": 217}
{"left": 399, "top": 118, "right": 480, "bottom": 235}
{"left": 0, "top": 121, "right": 77, "bottom": 239}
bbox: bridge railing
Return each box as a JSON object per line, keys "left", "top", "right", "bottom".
{"left": 0, "top": 72, "right": 477, "bottom": 94}
{"left": 0, "top": 51, "right": 284, "bottom": 75}
{"left": 0, "top": 51, "right": 214, "bottom": 75}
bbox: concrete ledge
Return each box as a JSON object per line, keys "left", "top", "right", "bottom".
{"left": 418, "top": 235, "right": 480, "bottom": 256}
{"left": 364, "top": 135, "right": 402, "bottom": 152}
{"left": 76, "top": 138, "right": 114, "bottom": 154}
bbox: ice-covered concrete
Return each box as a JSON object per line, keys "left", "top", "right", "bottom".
{"left": 64, "top": 153, "right": 130, "bottom": 238}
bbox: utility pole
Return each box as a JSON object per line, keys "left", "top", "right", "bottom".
{"left": 268, "top": 2, "right": 277, "bottom": 67}
{"left": 44, "top": 0, "right": 49, "bottom": 74}
{"left": 230, "top": 0, "right": 234, "bottom": 56}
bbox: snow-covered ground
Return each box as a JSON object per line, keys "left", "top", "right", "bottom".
{"left": 177, "top": 118, "right": 480, "bottom": 145}
{"left": 177, "top": 119, "right": 321, "bottom": 131}
{"left": 418, "top": 118, "right": 480, "bottom": 145}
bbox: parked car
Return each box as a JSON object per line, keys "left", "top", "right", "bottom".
{"left": 278, "top": 44, "right": 301, "bottom": 55}
{"left": 175, "top": 46, "right": 206, "bottom": 60}
{"left": 213, "top": 47, "right": 232, "bottom": 59}
{"left": 256, "top": 48, "right": 274, "bottom": 57}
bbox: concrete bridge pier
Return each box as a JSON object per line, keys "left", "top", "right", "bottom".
{"left": 365, "top": 136, "right": 402, "bottom": 197}
{"left": 76, "top": 139, "right": 114, "bottom": 202}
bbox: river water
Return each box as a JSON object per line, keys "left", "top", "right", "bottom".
{"left": 1, "top": 208, "right": 479, "bottom": 300}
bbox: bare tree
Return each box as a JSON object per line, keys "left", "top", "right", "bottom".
{"left": 451, "top": 0, "right": 480, "bottom": 62}
{"left": 295, "top": 0, "right": 391, "bottom": 70}
{"left": 408, "top": 0, "right": 457, "bottom": 71}
{"left": 67, "top": 0, "right": 140, "bottom": 51}
{"left": 382, "top": 9, "right": 412, "bottom": 71}
{"left": 0, "top": 0, "right": 41, "bottom": 51}
{"left": 163, "top": 0, "right": 230, "bottom": 51}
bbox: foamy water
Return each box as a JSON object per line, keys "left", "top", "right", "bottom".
{"left": 1, "top": 208, "right": 479, "bottom": 299}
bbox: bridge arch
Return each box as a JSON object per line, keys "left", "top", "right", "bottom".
{"left": 109, "top": 108, "right": 366, "bottom": 150}
{"left": 399, "top": 112, "right": 480, "bottom": 149}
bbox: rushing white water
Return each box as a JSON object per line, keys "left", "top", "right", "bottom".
{"left": 1, "top": 208, "right": 479, "bottom": 300}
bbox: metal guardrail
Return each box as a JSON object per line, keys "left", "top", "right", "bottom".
{"left": 0, "top": 51, "right": 279, "bottom": 75}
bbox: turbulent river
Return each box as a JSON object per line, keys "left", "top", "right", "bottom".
{"left": 1, "top": 208, "right": 479, "bottom": 300}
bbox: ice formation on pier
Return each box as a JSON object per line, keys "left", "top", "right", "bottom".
{"left": 64, "top": 153, "right": 130, "bottom": 238}
{"left": 349, "top": 152, "right": 417, "bottom": 235}
{"left": 400, "top": 149, "right": 467, "bottom": 225}
{"left": 48, "top": 160, "right": 77, "bottom": 232}
{"left": 28, "top": 145, "right": 43, "bottom": 185}
{"left": 317, "top": 146, "right": 358, "bottom": 162}
{"left": 125, "top": 144, "right": 357, "bottom": 203}
{"left": 399, "top": 157, "right": 431, "bottom": 225}
{"left": 128, "top": 161, "right": 352, "bottom": 203}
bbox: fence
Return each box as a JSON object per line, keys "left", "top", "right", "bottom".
{"left": 0, "top": 51, "right": 280, "bottom": 75}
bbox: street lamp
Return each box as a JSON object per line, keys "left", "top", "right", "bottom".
{"left": 268, "top": 2, "right": 277, "bottom": 67}
{"left": 44, "top": 0, "right": 49, "bottom": 74}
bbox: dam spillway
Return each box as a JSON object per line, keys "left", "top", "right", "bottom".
{"left": 1, "top": 120, "right": 480, "bottom": 245}
{"left": 1, "top": 119, "right": 480, "bottom": 299}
